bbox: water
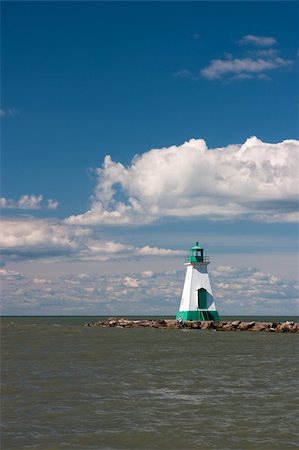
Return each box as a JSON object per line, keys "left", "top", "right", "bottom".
{"left": 1, "top": 317, "right": 298, "bottom": 449}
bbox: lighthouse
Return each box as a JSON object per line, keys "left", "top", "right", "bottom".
{"left": 176, "top": 242, "right": 220, "bottom": 321}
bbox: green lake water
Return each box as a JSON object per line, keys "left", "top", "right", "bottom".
{"left": 1, "top": 316, "right": 298, "bottom": 449}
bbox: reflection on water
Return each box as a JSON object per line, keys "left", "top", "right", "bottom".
{"left": 1, "top": 317, "right": 298, "bottom": 449}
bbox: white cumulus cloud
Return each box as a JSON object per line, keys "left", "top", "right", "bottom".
{"left": 0, "top": 219, "right": 90, "bottom": 258}
{"left": 33, "top": 278, "right": 54, "bottom": 284}
{"left": 239, "top": 34, "right": 277, "bottom": 47}
{"left": 137, "top": 246, "right": 183, "bottom": 256}
{"left": 175, "top": 35, "right": 292, "bottom": 82}
{"left": 201, "top": 56, "right": 292, "bottom": 80}
{"left": 65, "top": 137, "right": 299, "bottom": 226}
{"left": 123, "top": 276, "right": 140, "bottom": 288}
{"left": 0, "top": 195, "right": 59, "bottom": 210}
{"left": 0, "top": 267, "right": 24, "bottom": 280}
{"left": 0, "top": 218, "right": 182, "bottom": 262}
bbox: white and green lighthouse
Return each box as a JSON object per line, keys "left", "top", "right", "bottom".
{"left": 176, "top": 242, "right": 220, "bottom": 321}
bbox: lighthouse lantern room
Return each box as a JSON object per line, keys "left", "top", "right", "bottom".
{"left": 176, "top": 242, "right": 220, "bottom": 321}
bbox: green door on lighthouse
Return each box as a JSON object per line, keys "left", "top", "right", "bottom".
{"left": 197, "top": 288, "right": 207, "bottom": 309}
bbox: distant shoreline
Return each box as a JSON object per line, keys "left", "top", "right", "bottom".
{"left": 2, "top": 315, "right": 299, "bottom": 319}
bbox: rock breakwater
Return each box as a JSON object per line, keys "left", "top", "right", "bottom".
{"left": 86, "top": 318, "right": 298, "bottom": 332}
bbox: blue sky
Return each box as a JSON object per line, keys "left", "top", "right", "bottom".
{"left": 1, "top": 1, "right": 298, "bottom": 316}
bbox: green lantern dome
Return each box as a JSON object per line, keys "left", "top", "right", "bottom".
{"left": 190, "top": 241, "right": 202, "bottom": 251}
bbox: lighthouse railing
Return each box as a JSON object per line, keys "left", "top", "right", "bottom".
{"left": 185, "top": 255, "right": 210, "bottom": 263}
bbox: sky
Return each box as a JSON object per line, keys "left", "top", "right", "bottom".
{"left": 1, "top": 1, "right": 298, "bottom": 316}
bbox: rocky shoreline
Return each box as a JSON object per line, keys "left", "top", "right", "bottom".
{"left": 86, "top": 318, "right": 298, "bottom": 332}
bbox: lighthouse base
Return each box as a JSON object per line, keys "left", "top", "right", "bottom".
{"left": 176, "top": 310, "right": 220, "bottom": 321}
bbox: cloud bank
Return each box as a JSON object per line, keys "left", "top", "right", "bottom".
{"left": 1, "top": 266, "right": 297, "bottom": 316}
{"left": 66, "top": 137, "right": 299, "bottom": 226}
{"left": 0, "top": 218, "right": 183, "bottom": 261}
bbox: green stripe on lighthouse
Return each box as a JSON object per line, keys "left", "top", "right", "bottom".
{"left": 176, "top": 310, "right": 220, "bottom": 321}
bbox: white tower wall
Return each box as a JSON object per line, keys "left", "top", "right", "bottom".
{"left": 179, "top": 264, "right": 216, "bottom": 312}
